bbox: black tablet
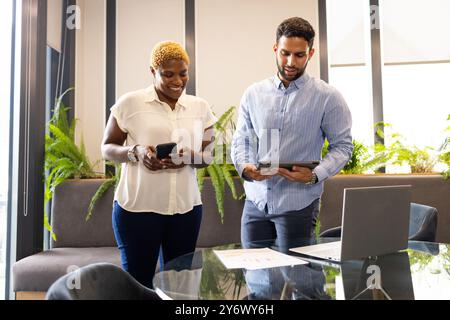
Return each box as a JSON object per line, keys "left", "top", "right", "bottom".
{"left": 257, "top": 161, "right": 319, "bottom": 171}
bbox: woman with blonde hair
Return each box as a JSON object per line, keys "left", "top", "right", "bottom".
{"left": 101, "top": 41, "right": 216, "bottom": 288}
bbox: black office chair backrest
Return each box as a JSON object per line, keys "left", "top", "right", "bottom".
{"left": 318, "top": 226, "right": 342, "bottom": 238}
{"left": 45, "top": 263, "right": 161, "bottom": 300}
{"left": 408, "top": 203, "right": 438, "bottom": 242}
{"left": 319, "top": 203, "right": 438, "bottom": 242}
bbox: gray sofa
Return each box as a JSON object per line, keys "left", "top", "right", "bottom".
{"left": 12, "top": 174, "right": 449, "bottom": 299}
{"left": 13, "top": 180, "right": 120, "bottom": 300}
{"left": 12, "top": 178, "right": 244, "bottom": 299}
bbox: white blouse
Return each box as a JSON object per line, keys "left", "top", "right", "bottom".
{"left": 110, "top": 85, "right": 217, "bottom": 214}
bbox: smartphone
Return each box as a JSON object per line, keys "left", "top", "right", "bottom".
{"left": 156, "top": 142, "right": 177, "bottom": 160}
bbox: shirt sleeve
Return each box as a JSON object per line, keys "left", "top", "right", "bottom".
{"left": 203, "top": 101, "right": 218, "bottom": 130}
{"left": 314, "top": 90, "right": 354, "bottom": 182}
{"left": 231, "top": 89, "right": 259, "bottom": 180}
{"left": 110, "top": 102, "right": 128, "bottom": 133}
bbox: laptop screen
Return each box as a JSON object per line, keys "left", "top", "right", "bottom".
{"left": 340, "top": 185, "right": 412, "bottom": 260}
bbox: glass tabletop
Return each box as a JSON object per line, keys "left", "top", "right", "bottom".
{"left": 153, "top": 238, "right": 450, "bottom": 300}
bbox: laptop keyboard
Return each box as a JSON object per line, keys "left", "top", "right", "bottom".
{"left": 290, "top": 241, "right": 342, "bottom": 260}
{"left": 313, "top": 247, "right": 341, "bottom": 260}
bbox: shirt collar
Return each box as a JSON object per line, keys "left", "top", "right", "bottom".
{"left": 274, "top": 73, "right": 310, "bottom": 90}
{"left": 144, "top": 85, "right": 187, "bottom": 109}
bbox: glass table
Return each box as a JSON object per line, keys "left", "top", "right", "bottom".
{"left": 153, "top": 238, "right": 450, "bottom": 300}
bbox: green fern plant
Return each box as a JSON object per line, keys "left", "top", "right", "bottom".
{"left": 322, "top": 137, "right": 389, "bottom": 174}
{"left": 86, "top": 162, "right": 121, "bottom": 221}
{"left": 197, "top": 106, "right": 245, "bottom": 223}
{"left": 199, "top": 244, "right": 244, "bottom": 299}
{"left": 44, "top": 88, "right": 100, "bottom": 240}
{"left": 439, "top": 115, "right": 450, "bottom": 179}
{"left": 376, "top": 122, "right": 439, "bottom": 174}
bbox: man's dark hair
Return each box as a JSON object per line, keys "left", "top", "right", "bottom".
{"left": 276, "top": 17, "right": 315, "bottom": 48}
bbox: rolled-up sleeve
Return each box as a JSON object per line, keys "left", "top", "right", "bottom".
{"left": 314, "top": 90, "right": 353, "bottom": 182}
{"left": 231, "top": 91, "right": 258, "bottom": 180}
{"left": 110, "top": 102, "right": 128, "bottom": 133}
{"left": 203, "top": 101, "right": 218, "bottom": 130}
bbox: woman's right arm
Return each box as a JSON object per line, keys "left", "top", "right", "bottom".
{"left": 101, "top": 114, "right": 165, "bottom": 170}
{"left": 101, "top": 114, "right": 131, "bottom": 163}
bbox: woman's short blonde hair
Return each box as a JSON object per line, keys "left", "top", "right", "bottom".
{"left": 150, "top": 41, "right": 190, "bottom": 69}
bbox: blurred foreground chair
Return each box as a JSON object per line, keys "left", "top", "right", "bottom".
{"left": 319, "top": 203, "right": 438, "bottom": 242}
{"left": 45, "top": 263, "right": 162, "bottom": 300}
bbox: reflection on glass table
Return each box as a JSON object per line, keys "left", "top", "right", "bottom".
{"left": 153, "top": 238, "right": 450, "bottom": 300}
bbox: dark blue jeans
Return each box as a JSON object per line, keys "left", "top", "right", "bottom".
{"left": 241, "top": 199, "right": 320, "bottom": 252}
{"left": 112, "top": 202, "right": 202, "bottom": 288}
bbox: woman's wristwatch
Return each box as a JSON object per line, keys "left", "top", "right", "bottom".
{"left": 127, "top": 145, "right": 139, "bottom": 163}
{"left": 306, "top": 172, "right": 318, "bottom": 185}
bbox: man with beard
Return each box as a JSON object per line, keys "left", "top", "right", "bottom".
{"left": 231, "top": 17, "right": 353, "bottom": 251}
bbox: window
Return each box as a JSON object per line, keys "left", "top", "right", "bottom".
{"left": 381, "top": 0, "right": 450, "bottom": 172}
{"left": 326, "top": 0, "right": 374, "bottom": 146}
{"left": 326, "top": 0, "right": 450, "bottom": 173}
{"left": 0, "top": 0, "right": 14, "bottom": 300}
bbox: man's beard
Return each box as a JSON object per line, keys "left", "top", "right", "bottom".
{"left": 277, "top": 59, "right": 309, "bottom": 83}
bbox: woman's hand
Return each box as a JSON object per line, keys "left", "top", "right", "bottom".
{"left": 136, "top": 145, "right": 165, "bottom": 171}
{"left": 160, "top": 148, "right": 193, "bottom": 169}
{"left": 135, "top": 145, "right": 192, "bottom": 171}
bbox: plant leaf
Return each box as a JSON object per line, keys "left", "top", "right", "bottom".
{"left": 86, "top": 178, "right": 116, "bottom": 221}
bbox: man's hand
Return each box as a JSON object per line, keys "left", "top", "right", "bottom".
{"left": 243, "top": 164, "right": 277, "bottom": 181}
{"left": 277, "top": 166, "right": 313, "bottom": 183}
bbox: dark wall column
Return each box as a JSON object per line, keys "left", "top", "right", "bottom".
{"left": 370, "top": 0, "right": 384, "bottom": 146}
{"left": 318, "top": 0, "right": 329, "bottom": 83}
{"left": 105, "top": 0, "right": 116, "bottom": 175}
{"left": 15, "top": 0, "right": 48, "bottom": 261}
{"left": 185, "top": 0, "right": 196, "bottom": 95}
{"left": 59, "top": 0, "right": 77, "bottom": 120}
{"left": 6, "top": 0, "right": 17, "bottom": 300}
{"left": 106, "top": 0, "right": 116, "bottom": 124}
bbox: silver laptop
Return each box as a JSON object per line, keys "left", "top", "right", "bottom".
{"left": 290, "top": 185, "right": 412, "bottom": 262}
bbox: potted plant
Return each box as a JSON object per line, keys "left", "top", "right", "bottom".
{"left": 374, "top": 121, "right": 450, "bottom": 175}
{"left": 77, "top": 105, "right": 246, "bottom": 225}
{"left": 438, "top": 115, "right": 450, "bottom": 179}
{"left": 44, "top": 88, "right": 103, "bottom": 239}
{"left": 321, "top": 119, "right": 450, "bottom": 176}
{"left": 196, "top": 106, "right": 245, "bottom": 223}
{"left": 321, "top": 138, "right": 389, "bottom": 174}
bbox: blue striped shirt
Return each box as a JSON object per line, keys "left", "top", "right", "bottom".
{"left": 231, "top": 73, "right": 353, "bottom": 214}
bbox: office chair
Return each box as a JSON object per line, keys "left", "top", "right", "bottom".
{"left": 45, "top": 263, "right": 162, "bottom": 300}
{"left": 319, "top": 203, "right": 438, "bottom": 242}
